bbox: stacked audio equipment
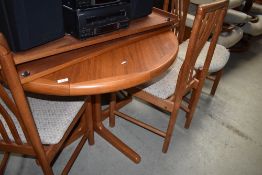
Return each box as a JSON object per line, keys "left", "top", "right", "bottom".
{"left": 0, "top": 0, "right": 64, "bottom": 52}
{"left": 62, "top": 0, "right": 131, "bottom": 39}
{"left": 62, "top": 0, "right": 154, "bottom": 39}
{"left": 0, "top": 0, "right": 154, "bottom": 51}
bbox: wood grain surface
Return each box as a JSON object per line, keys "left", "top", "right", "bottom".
{"left": 22, "top": 31, "right": 179, "bottom": 96}
{"left": 13, "top": 9, "right": 177, "bottom": 65}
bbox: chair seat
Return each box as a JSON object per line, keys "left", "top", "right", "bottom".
{"left": 217, "top": 26, "right": 244, "bottom": 48}
{"left": 251, "top": 3, "right": 262, "bottom": 14}
{"left": 242, "top": 15, "right": 262, "bottom": 36}
{"left": 186, "top": 14, "right": 195, "bottom": 28}
{"left": 186, "top": 11, "right": 252, "bottom": 27}
{"left": 139, "top": 59, "right": 184, "bottom": 99}
{"left": 228, "top": 0, "right": 244, "bottom": 9}
{"left": 0, "top": 89, "right": 85, "bottom": 144}
{"left": 190, "top": 0, "right": 215, "bottom": 5}
{"left": 224, "top": 9, "right": 252, "bottom": 24}
{"left": 178, "top": 39, "right": 230, "bottom": 73}
{"left": 190, "top": 0, "right": 243, "bottom": 8}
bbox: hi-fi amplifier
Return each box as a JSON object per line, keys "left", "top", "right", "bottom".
{"left": 62, "top": 0, "right": 127, "bottom": 9}
{"left": 63, "top": 2, "right": 130, "bottom": 39}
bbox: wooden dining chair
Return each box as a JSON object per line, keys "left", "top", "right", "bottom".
{"left": 109, "top": 0, "right": 229, "bottom": 153}
{"left": 0, "top": 34, "right": 93, "bottom": 174}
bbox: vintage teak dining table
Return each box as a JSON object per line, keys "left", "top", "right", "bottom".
{"left": 1, "top": 9, "right": 179, "bottom": 163}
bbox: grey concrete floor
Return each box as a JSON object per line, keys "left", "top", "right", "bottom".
{"left": 2, "top": 36, "right": 262, "bottom": 175}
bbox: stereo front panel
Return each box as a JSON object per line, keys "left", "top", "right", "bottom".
{"left": 63, "top": 2, "right": 130, "bottom": 39}
{"left": 62, "top": 0, "right": 128, "bottom": 9}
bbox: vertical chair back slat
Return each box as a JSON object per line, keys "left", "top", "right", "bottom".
{"left": 163, "top": 0, "right": 169, "bottom": 11}
{"left": 0, "top": 104, "right": 22, "bottom": 144}
{"left": 0, "top": 85, "right": 20, "bottom": 118}
{"left": 162, "top": 0, "right": 190, "bottom": 43}
{"left": 0, "top": 120, "right": 11, "bottom": 143}
{"left": 0, "top": 85, "right": 31, "bottom": 144}
{"left": 201, "top": 10, "right": 228, "bottom": 75}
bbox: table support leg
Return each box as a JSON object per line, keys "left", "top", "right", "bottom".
{"left": 92, "top": 95, "right": 141, "bottom": 164}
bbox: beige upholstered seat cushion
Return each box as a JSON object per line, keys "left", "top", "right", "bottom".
{"left": 187, "top": 4, "right": 249, "bottom": 26}
{"left": 139, "top": 59, "right": 184, "bottom": 100}
{"left": 228, "top": 0, "right": 244, "bottom": 9}
{"left": 242, "top": 15, "right": 262, "bottom": 36}
{"left": 0, "top": 89, "right": 85, "bottom": 144}
{"left": 225, "top": 9, "right": 252, "bottom": 24}
{"left": 178, "top": 39, "right": 230, "bottom": 73}
{"left": 139, "top": 39, "right": 230, "bottom": 100}
{"left": 186, "top": 14, "right": 195, "bottom": 28}
{"left": 190, "top": 0, "right": 243, "bottom": 9}
{"left": 217, "top": 27, "right": 244, "bottom": 48}
{"left": 251, "top": 3, "right": 262, "bottom": 14}
{"left": 190, "top": 0, "right": 215, "bottom": 5}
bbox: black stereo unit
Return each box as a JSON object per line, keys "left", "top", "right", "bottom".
{"left": 0, "top": 0, "right": 64, "bottom": 52}
{"left": 62, "top": 0, "right": 153, "bottom": 19}
{"left": 63, "top": 2, "right": 130, "bottom": 39}
{"left": 153, "top": 0, "right": 164, "bottom": 9}
{"left": 62, "top": 0, "right": 124, "bottom": 9}
{"left": 130, "top": 0, "right": 153, "bottom": 19}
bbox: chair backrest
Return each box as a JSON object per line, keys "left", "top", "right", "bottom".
{"left": 175, "top": 0, "right": 229, "bottom": 99}
{"left": 163, "top": 0, "right": 190, "bottom": 43}
{"left": 0, "top": 33, "right": 44, "bottom": 155}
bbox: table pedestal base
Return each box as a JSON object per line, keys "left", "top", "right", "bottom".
{"left": 92, "top": 95, "right": 141, "bottom": 164}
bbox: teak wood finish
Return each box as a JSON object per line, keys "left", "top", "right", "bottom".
{"left": 20, "top": 31, "right": 178, "bottom": 96}
{"left": 0, "top": 10, "right": 179, "bottom": 165}
{"left": 109, "top": 0, "right": 229, "bottom": 153}
{"left": 0, "top": 35, "right": 93, "bottom": 174}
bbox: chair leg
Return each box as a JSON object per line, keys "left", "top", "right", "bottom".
{"left": 86, "top": 97, "right": 94, "bottom": 145}
{"left": 162, "top": 104, "right": 180, "bottom": 153}
{"left": 210, "top": 69, "right": 223, "bottom": 96}
{"left": 109, "top": 93, "right": 116, "bottom": 128}
{"left": 61, "top": 134, "right": 88, "bottom": 175}
{"left": 38, "top": 155, "right": 54, "bottom": 175}
{"left": 0, "top": 152, "right": 10, "bottom": 174}
{"left": 184, "top": 86, "right": 202, "bottom": 129}
{"left": 0, "top": 149, "right": 65, "bottom": 175}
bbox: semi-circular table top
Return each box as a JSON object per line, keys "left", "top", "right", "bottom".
{"left": 23, "top": 31, "right": 179, "bottom": 96}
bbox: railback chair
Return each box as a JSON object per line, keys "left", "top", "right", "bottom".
{"left": 109, "top": 0, "right": 229, "bottom": 153}
{"left": 0, "top": 34, "right": 93, "bottom": 174}
{"left": 182, "top": 1, "right": 232, "bottom": 96}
